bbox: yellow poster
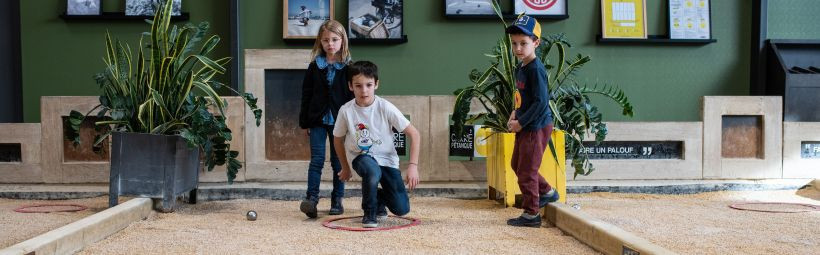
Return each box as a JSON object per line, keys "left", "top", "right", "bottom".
{"left": 601, "top": 0, "right": 647, "bottom": 39}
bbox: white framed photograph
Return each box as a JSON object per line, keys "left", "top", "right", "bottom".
{"left": 514, "top": 0, "right": 567, "bottom": 17}
{"left": 445, "top": 0, "right": 495, "bottom": 17}
{"left": 283, "top": 0, "right": 334, "bottom": 39}
{"left": 126, "top": 0, "right": 182, "bottom": 16}
{"left": 349, "top": 0, "right": 403, "bottom": 39}
{"left": 66, "top": 0, "right": 101, "bottom": 15}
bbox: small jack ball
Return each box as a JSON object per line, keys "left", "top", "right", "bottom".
{"left": 246, "top": 210, "right": 257, "bottom": 221}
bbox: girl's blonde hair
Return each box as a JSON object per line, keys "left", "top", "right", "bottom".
{"left": 311, "top": 20, "right": 351, "bottom": 63}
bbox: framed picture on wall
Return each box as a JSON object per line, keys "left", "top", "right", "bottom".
{"left": 66, "top": 0, "right": 101, "bottom": 15}
{"left": 601, "top": 0, "right": 647, "bottom": 39}
{"left": 283, "top": 0, "right": 334, "bottom": 39}
{"left": 444, "top": 0, "right": 496, "bottom": 18}
{"left": 668, "top": 0, "right": 712, "bottom": 39}
{"left": 514, "top": 0, "right": 568, "bottom": 19}
{"left": 125, "top": 0, "right": 182, "bottom": 16}
{"left": 349, "top": 0, "right": 404, "bottom": 39}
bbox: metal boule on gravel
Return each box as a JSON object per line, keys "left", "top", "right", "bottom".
{"left": 571, "top": 204, "right": 581, "bottom": 210}
{"left": 246, "top": 210, "right": 257, "bottom": 221}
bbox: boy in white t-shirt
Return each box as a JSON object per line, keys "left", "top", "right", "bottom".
{"left": 333, "top": 61, "right": 421, "bottom": 228}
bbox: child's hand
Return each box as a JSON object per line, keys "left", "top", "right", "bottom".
{"left": 338, "top": 168, "right": 352, "bottom": 181}
{"left": 507, "top": 120, "right": 522, "bottom": 133}
{"left": 404, "top": 164, "right": 419, "bottom": 191}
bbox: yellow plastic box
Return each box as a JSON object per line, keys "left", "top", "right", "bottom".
{"left": 485, "top": 129, "right": 566, "bottom": 207}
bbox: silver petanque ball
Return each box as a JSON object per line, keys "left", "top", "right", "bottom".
{"left": 571, "top": 204, "right": 581, "bottom": 210}
{"left": 246, "top": 210, "right": 257, "bottom": 221}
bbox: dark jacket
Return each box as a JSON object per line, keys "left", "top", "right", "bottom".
{"left": 515, "top": 57, "right": 552, "bottom": 131}
{"left": 299, "top": 61, "right": 354, "bottom": 129}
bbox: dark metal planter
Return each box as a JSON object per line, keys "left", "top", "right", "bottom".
{"left": 109, "top": 132, "right": 200, "bottom": 212}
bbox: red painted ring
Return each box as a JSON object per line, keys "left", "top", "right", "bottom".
{"left": 728, "top": 202, "right": 820, "bottom": 213}
{"left": 14, "top": 204, "right": 88, "bottom": 213}
{"left": 322, "top": 215, "right": 421, "bottom": 231}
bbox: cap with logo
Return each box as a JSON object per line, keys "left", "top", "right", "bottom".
{"left": 505, "top": 15, "right": 541, "bottom": 38}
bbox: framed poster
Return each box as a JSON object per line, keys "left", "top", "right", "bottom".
{"left": 445, "top": 0, "right": 495, "bottom": 18}
{"left": 66, "top": 0, "right": 101, "bottom": 15}
{"left": 601, "top": 0, "right": 647, "bottom": 39}
{"left": 669, "top": 0, "right": 711, "bottom": 39}
{"left": 126, "top": 0, "right": 182, "bottom": 16}
{"left": 349, "top": 0, "right": 403, "bottom": 39}
{"left": 514, "top": 0, "right": 567, "bottom": 18}
{"left": 283, "top": 0, "right": 334, "bottom": 39}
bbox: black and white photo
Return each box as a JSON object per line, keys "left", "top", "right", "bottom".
{"left": 126, "top": 0, "right": 182, "bottom": 16}
{"left": 349, "top": 0, "right": 403, "bottom": 39}
{"left": 66, "top": 0, "right": 101, "bottom": 16}
{"left": 283, "top": 0, "right": 333, "bottom": 39}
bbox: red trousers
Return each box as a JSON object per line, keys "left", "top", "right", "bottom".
{"left": 511, "top": 125, "right": 553, "bottom": 215}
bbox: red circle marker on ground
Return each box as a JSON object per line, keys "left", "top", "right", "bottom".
{"left": 728, "top": 202, "right": 820, "bottom": 213}
{"left": 322, "top": 215, "right": 421, "bottom": 231}
{"left": 14, "top": 204, "right": 88, "bottom": 213}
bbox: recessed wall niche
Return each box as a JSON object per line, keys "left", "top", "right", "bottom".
{"left": 61, "top": 116, "right": 110, "bottom": 162}
{"left": 721, "top": 115, "right": 763, "bottom": 159}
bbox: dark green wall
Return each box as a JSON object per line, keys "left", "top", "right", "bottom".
{"left": 20, "top": 0, "right": 230, "bottom": 122}
{"left": 241, "top": 0, "right": 749, "bottom": 122}
{"left": 20, "top": 0, "right": 820, "bottom": 122}
{"left": 767, "top": 0, "right": 820, "bottom": 39}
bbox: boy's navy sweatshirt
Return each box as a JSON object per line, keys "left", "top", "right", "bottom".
{"left": 514, "top": 57, "right": 552, "bottom": 131}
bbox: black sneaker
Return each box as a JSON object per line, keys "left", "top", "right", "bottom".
{"left": 506, "top": 214, "right": 542, "bottom": 228}
{"left": 362, "top": 214, "right": 378, "bottom": 228}
{"left": 329, "top": 197, "right": 344, "bottom": 215}
{"left": 539, "top": 191, "right": 560, "bottom": 208}
{"left": 300, "top": 198, "right": 318, "bottom": 218}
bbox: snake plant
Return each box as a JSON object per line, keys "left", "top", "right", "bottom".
{"left": 65, "top": 0, "right": 262, "bottom": 183}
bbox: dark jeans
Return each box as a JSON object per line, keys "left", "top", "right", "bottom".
{"left": 351, "top": 154, "right": 410, "bottom": 217}
{"left": 511, "top": 124, "right": 554, "bottom": 215}
{"left": 306, "top": 125, "right": 344, "bottom": 200}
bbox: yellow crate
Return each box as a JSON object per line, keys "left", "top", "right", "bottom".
{"left": 486, "top": 129, "right": 566, "bottom": 207}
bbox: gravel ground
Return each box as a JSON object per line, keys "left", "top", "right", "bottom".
{"left": 570, "top": 188, "right": 820, "bottom": 255}
{"left": 80, "top": 197, "right": 599, "bottom": 254}
{"left": 0, "top": 196, "right": 120, "bottom": 248}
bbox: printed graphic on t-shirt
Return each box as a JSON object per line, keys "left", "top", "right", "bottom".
{"left": 355, "top": 123, "right": 382, "bottom": 155}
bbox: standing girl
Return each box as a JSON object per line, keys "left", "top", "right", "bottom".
{"left": 299, "top": 20, "right": 354, "bottom": 218}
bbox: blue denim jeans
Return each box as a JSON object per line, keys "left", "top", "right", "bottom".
{"left": 351, "top": 154, "right": 410, "bottom": 217}
{"left": 306, "top": 125, "right": 344, "bottom": 200}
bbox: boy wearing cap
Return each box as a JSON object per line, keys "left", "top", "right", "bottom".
{"left": 505, "top": 15, "right": 559, "bottom": 228}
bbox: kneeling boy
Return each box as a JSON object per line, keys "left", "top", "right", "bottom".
{"left": 333, "top": 61, "right": 421, "bottom": 228}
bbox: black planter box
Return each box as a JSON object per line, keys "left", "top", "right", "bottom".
{"left": 109, "top": 132, "right": 200, "bottom": 212}
{"left": 766, "top": 40, "right": 820, "bottom": 121}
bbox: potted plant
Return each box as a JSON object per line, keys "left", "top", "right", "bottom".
{"left": 64, "top": 1, "right": 262, "bottom": 211}
{"left": 451, "top": 0, "right": 634, "bottom": 206}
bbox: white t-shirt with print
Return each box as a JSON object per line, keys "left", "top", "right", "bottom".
{"left": 333, "top": 96, "right": 410, "bottom": 169}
